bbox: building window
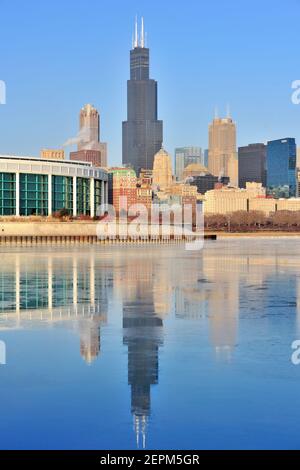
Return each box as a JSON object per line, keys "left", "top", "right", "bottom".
{"left": 52, "top": 176, "right": 73, "bottom": 214}
{"left": 77, "top": 178, "right": 90, "bottom": 215}
{"left": 20, "top": 173, "right": 48, "bottom": 216}
{"left": 0, "top": 172, "right": 16, "bottom": 216}
{"left": 95, "top": 180, "right": 102, "bottom": 215}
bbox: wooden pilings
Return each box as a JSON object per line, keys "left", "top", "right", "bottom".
{"left": 0, "top": 234, "right": 216, "bottom": 246}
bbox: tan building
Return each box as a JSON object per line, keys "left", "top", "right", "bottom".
{"left": 152, "top": 148, "right": 173, "bottom": 190}
{"left": 204, "top": 182, "right": 266, "bottom": 214}
{"left": 136, "top": 183, "right": 152, "bottom": 209}
{"left": 297, "top": 148, "right": 300, "bottom": 168}
{"left": 78, "top": 104, "right": 107, "bottom": 166}
{"left": 204, "top": 182, "right": 300, "bottom": 215}
{"left": 183, "top": 163, "right": 209, "bottom": 179}
{"left": 40, "top": 149, "right": 65, "bottom": 160}
{"left": 276, "top": 198, "right": 300, "bottom": 211}
{"left": 249, "top": 198, "right": 277, "bottom": 215}
{"left": 208, "top": 116, "right": 238, "bottom": 186}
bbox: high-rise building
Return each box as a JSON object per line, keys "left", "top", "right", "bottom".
{"left": 152, "top": 148, "right": 173, "bottom": 190}
{"left": 187, "top": 173, "right": 229, "bottom": 194}
{"left": 238, "top": 143, "right": 266, "bottom": 188}
{"left": 297, "top": 147, "right": 300, "bottom": 168}
{"left": 175, "top": 147, "right": 203, "bottom": 180}
{"left": 71, "top": 104, "right": 107, "bottom": 166}
{"left": 266, "top": 138, "right": 296, "bottom": 197}
{"left": 108, "top": 168, "right": 137, "bottom": 214}
{"left": 70, "top": 150, "right": 103, "bottom": 168}
{"left": 122, "top": 18, "right": 163, "bottom": 174}
{"left": 208, "top": 116, "right": 238, "bottom": 186}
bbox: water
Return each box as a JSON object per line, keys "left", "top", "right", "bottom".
{"left": 0, "top": 239, "right": 300, "bottom": 450}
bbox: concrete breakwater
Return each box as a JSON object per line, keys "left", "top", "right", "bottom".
{"left": 0, "top": 222, "right": 216, "bottom": 245}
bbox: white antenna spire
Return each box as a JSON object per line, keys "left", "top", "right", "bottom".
{"left": 134, "top": 15, "right": 138, "bottom": 48}
{"left": 141, "top": 17, "right": 145, "bottom": 48}
{"left": 214, "top": 106, "right": 219, "bottom": 119}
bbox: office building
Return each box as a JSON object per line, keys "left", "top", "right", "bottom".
{"left": 208, "top": 116, "right": 238, "bottom": 186}
{"left": 108, "top": 168, "right": 137, "bottom": 214}
{"left": 71, "top": 104, "right": 107, "bottom": 166}
{"left": 122, "top": 18, "right": 163, "bottom": 174}
{"left": 266, "top": 138, "right": 296, "bottom": 197}
{"left": 175, "top": 147, "right": 203, "bottom": 180}
{"left": 70, "top": 150, "right": 104, "bottom": 168}
{"left": 188, "top": 173, "right": 229, "bottom": 194}
{"left": 238, "top": 143, "right": 266, "bottom": 188}
{"left": 204, "top": 182, "right": 266, "bottom": 214}
{"left": 152, "top": 148, "right": 173, "bottom": 190}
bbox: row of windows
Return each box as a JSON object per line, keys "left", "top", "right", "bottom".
{"left": 0, "top": 173, "right": 105, "bottom": 216}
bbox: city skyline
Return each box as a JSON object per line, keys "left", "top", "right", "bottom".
{"left": 0, "top": 0, "right": 299, "bottom": 166}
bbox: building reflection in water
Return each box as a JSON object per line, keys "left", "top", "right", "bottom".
{"left": 1, "top": 245, "right": 298, "bottom": 447}
{"left": 118, "top": 254, "right": 165, "bottom": 449}
{"left": 0, "top": 253, "right": 108, "bottom": 364}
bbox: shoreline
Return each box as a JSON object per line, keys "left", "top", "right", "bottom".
{"left": 210, "top": 231, "right": 300, "bottom": 238}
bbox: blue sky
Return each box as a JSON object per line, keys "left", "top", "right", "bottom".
{"left": 0, "top": 0, "right": 299, "bottom": 165}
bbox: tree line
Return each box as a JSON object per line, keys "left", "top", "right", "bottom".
{"left": 205, "top": 210, "right": 300, "bottom": 231}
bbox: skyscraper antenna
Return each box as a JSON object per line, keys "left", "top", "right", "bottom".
{"left": 214, "top": 106, "right": 219, "bottom": 119}
{"left": 141, "top": 17, "right": 145, "bottom": 48}
{"left": 134, "top": 15, "right": 138, "bottom": 48}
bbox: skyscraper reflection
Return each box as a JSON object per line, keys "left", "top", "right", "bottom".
{"left": 1, "top": 244, "right": 299, "bottom": 448}
{"left": 119, "top": 253, "right": 164, "bottom": 448}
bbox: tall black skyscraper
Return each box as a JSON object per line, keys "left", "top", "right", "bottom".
{"left": 238, "top": 143, "right": 267, "bottom": 188}
{"left": 122, "top": 18, "right": 163, "bottom": 174}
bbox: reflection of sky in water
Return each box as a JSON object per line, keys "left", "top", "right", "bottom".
{"left": 0, "top": 240, "right": 300, "bottom": 449}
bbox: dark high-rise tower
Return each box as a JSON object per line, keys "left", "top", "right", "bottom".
{"left": 122, "top": 18, "right": 163, "bottom": 174}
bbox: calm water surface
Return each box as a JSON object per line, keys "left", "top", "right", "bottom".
{"left": 0, "top": 239, "right": 300, "bottom": 450}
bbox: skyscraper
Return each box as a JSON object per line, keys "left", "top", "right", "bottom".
{"left": 175, "top": 147, "right": 203, "bottom": 180}
{"left": 152, "top": 147, "right": 173, "bottom": 190}
{"left": 70, "top": 104, "right": 107, "bottom": 167}
{"left": 238, "top": 143, "right": 266, "bottom": 188}
{"left": 208, "top": 116, "right": 238, "bottom": 186}
{"left": 122, "top": 18, "right": 163, "bottom": 174}
{"left": 266, "top": 138, "right": 296, "bottom": 197}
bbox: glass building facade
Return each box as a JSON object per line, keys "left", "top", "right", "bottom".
{"left": 52, "top": 175, "right": 73, "bottom": 214}
{"left": 94, "top": 179, "right": 102, "bottom": 215}
{"left": 77, "top": 177, "right": 90, "bottom": 216}
{"left": 175, "top": 147, "right": 204, "bottom": 180}
{"left": 0, "top": 172, "right": 16, "bottom": 215}
{"left": 0, "top": 156, "right": 108, "bottom": 217}
{"left": 267, "top": 138, "right": 297, "bottom": 197}
{"left": 238, "top": 143, "right": 267, "bottom": 189}
{"left": 20, "top": 173, "right": 48, "bottom": 216}
{"left": 122, "top": 41, "right": 163, "bottom": 174}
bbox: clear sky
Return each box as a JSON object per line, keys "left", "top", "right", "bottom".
{"left": 0, "top": 0, "right": 299, "bottom": 165}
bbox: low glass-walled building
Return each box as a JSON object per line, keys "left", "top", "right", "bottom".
{"left": 0, "top": 155, "right": 108, "bottom": 217}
